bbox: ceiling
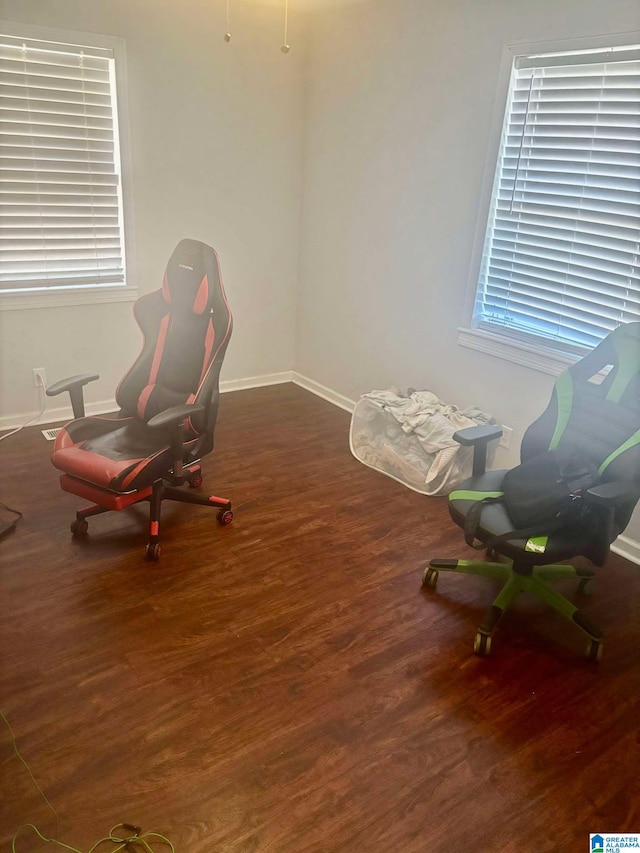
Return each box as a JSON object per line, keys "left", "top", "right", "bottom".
{"left": 250, "top": 0, "right": 374, "bottom": 8}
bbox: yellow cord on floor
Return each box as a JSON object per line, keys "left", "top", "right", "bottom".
{"left": 1, "top": 709, "right": 174, "bottom": 853}
{"left": 12, "top": 823, "right": 174, "bottom": 853}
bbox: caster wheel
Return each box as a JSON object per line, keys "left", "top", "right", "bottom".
{"left": 217, "top": 509, "right": 234, "bottom": 526}
{"left": 577, "top": 577, "right": 594, "bottom": 596}
{"left": 422, "top": 567, "right": 439, "bottom": 588}
{"left": 145, "top": 542, "right": 162, "bottom": 561}
{"left": 585, "top": 639, "right": 603, "bottom": 662}
{"left": 71, "top": 518, "right": 89, "bottom": 536}
{"left": 473, "top": 632, "right": 493, "bottom": 657}
{"left": 189, "top": 474, "right": 203, "bottom": 489}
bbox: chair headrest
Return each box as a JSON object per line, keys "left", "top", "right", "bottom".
{"left": 161, "top": 238, "right": 218, "bottom": 315}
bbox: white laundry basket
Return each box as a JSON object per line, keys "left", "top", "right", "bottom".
{"left": 349, "top": 389, "right": 494, "bottom": 496}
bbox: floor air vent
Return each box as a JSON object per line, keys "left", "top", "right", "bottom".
{"left": 42, "top": 427, "right": 62, "bottom": 441}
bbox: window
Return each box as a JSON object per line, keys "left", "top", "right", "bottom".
{"left": 0, "top": 26, "right": 134, "bottom": 308}
{"left": 463, "top": 39, "right": 640, "bottom": 372}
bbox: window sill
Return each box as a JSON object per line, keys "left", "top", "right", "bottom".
{"left": 0, "top": 286, "right": 138, "bottom": 312}
{"left": 457, "top": 326, "right": 581, "bottom": 377}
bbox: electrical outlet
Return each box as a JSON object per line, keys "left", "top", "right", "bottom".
{"left": 499, "top": 425, "right": 513, "bottom": 449}
{"left": 33, "top": 367, "right": 47, "bottom": 389}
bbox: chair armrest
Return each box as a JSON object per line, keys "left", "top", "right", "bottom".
{"left": 453, "top": 424, "right": 503, "bottom": 477}
{"left": 452, "top": 424, "right": 503, "bottom": 446}
{"left": 586, "top": 481, "right": 637, "bottom": 507}
{"left": 147, "top": 404, "right": 205, "bottom": 485}
{"left": 584, "top": 482, "right": 638, "bottom": 559}
{"left": 46, "top": 373, "right": 100, "bottom": 419}
{"left": 146, "top": 404, "right": 205, "bottom": 430}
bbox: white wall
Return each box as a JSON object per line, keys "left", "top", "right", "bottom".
{"left": 3, "top": 0, "right": 640, "bottom": 550}
{"left": 0, "top": 0, "right": 306, "bottom": 425}
{"left": 296, "top": 0, "right": 640, "bottom": 547}
{"left": 297, "top": 0, "right": 640, "bottom": 454}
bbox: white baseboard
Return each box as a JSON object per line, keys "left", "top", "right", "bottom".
{"left": 0, "top": 398, "right": 118, "bottom": 432}
{"left": 220, "top": 371, "right": 293, "bottom": 393}
{"left": 290, "top": 375, "right": 640, "bottom": 565}
{"left": 4, "top": 369, "right": 640, "bottom": 565}
{"left": 0, "top": 371, "right": 296, "bottom": 432}
{"left": 291, "top": 372, "right": 356, "bottom": 413}
{"left": 611, "top": 534, "right": 640, "bottom": 566}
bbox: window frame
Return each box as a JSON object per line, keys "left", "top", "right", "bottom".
{"left": 0, "top": 21, "right": 137, "bottom": 312}
{"left": 459, "top": 31, "right": 640, "bottom": 376}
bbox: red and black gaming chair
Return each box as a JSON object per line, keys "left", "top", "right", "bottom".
{"left": 423, "top": 322, "right": 640, "bottom": 660}
{"left": 46, "top": 239, "right": 233, "bottom": 560}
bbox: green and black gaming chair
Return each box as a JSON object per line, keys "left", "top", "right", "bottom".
{"left": 423, "top": 322, "right": 640, "bottom": 660}
{"left": 46, "top": 238, "right": 233, "bottom": 561}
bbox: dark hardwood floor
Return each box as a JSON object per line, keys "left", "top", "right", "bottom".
{"left": 1, "top": 383, "right": 639, "bottom": 852}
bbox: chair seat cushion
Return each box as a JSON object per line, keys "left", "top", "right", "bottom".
{"left": 52, "top": 414, "right": 192, "bottom": 492}
{"left": 448, "top": 470, "right": 603, "bottom": 565}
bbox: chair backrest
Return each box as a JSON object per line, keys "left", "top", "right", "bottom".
{"left": 521, "top": 322, "right": 640, "bottom": 535}
{"left": 116, "top": 239, "right": 232, "bottom": 451}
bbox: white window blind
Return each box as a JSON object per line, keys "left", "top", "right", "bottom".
{"left": 0, "top": 34, "right": 126, "bottom": 294}
{"left": 474, "top": 46, "right": 640, "bottom": 354}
